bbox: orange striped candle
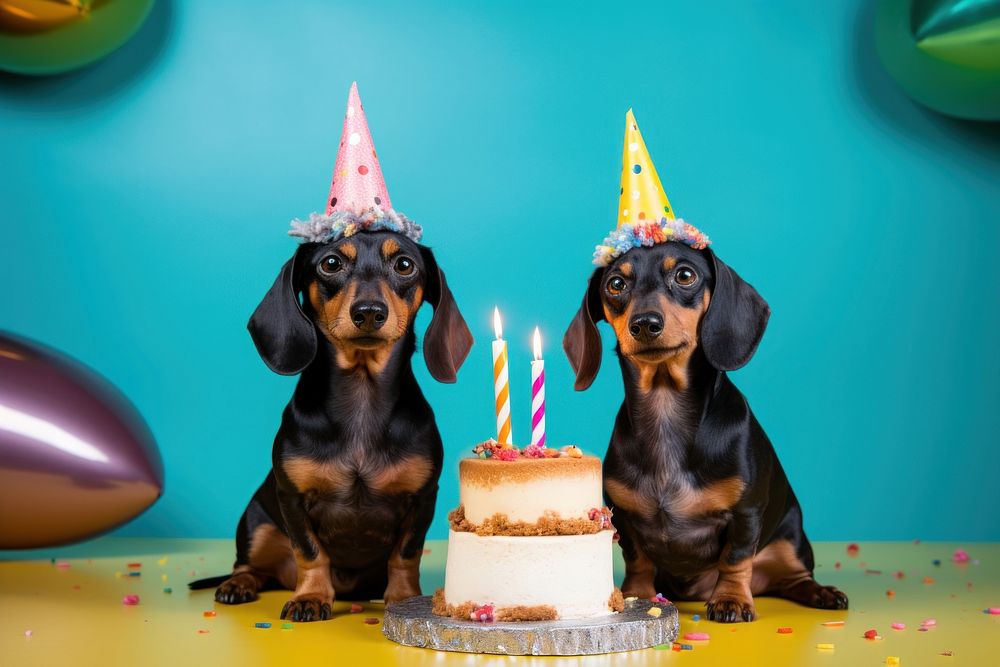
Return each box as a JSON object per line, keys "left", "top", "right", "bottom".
{"left": 492, "top": 307, "right": 513, "bottom": 445}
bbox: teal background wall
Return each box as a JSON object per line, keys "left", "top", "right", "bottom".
{"left": 2, "top": 1, "right": 998, "bottom": 543}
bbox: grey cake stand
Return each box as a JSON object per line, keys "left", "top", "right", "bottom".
{"left": 382, "top": 596, "right": 679, "bottom": 656}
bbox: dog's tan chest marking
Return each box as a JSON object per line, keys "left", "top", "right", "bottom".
{"left": 284, "top": 454, "right": 431, "bottom": 497}
{"left": 606, "top": 475, "right": 745, "bottom": 521}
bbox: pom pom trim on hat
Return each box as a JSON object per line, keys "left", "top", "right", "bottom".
{"left": 288, "top": 207, "right": 423, "bottom": 244}
{"left": 593, "top": 217, "right": 710, "bottom": 266}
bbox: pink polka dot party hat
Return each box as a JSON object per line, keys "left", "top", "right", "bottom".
{"left": 593, "top": 109, "right": 710, "bottom": 266}
{"left": 289, "top": 82, "right": 422, "bottom": 243}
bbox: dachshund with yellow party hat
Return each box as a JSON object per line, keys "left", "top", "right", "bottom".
{"left": 563, "top": 110, "right": 847, "bottom": 622}
{"left": 190, "top": 83, "right": 473, "bottom": 622}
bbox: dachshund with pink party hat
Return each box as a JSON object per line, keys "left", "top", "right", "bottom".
{"left": 192, "top": 83, "right": 473, "bottom": 622}
{"left": 563, "top": 109, "right": 847, "bottom": 622}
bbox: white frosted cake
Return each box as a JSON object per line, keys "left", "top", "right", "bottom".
{"left": 433, "top": 442, "right": 622, "bottom": 622}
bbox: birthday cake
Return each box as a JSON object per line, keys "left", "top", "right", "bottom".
{"left": 433, "top": 442, "right": 623, "bottom": 622}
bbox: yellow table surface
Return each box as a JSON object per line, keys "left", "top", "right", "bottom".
{"left": 2, "top": 539, "right": 998, "bottom": 666}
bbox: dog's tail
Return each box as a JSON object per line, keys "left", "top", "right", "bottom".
{"left": 188, "top": 574, "right": 230, "bottom": 590}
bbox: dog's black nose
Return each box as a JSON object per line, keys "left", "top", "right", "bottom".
{"left": 350, "top": 301, "right": 388, "bottom": 331}
{"left": 629, "top": 312, "right": 663, "bottom": 342}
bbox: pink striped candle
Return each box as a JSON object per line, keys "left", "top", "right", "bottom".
{"left": 530, "top": 327, "right": 546, "bottom": 447}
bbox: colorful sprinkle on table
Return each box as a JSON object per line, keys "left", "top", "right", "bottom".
{"left": 683, "top": 632, "right": 710, "bottom": 640}
{"left": 127, "top": 572, "right": 141, "bottom": 577}
{"left": 163, "top": 587, "right": 172, "bottom": 594}
{"left": 55, "top": 560, "right": 71, "bottom": 569}
{"left": 680, "top": 644, "right": 693, "bottom": 650}
{"left": 350, "top": 603, "right": 363, "bottom": 613}
{"left": 158, "top": 556, "right": 169, "bottom": 566}
{"left": 953, "top": 548, "right": 970, "bottom": 563}
{"left": 891, "top": 622, "right": 906, "bottom": 630}
{"left": 281, "top": 623, "right": 293, "bottom": 630}
{"left": 923, "top": 576, "right": 936, "bottom": 584}
{"left": 127, "top": 562, "right": 141, "bottom": 570}
{"left": 203, "top": 611, "right": 216, "bottom": 618}
{"left": 816, "top": 643, "right": 835, "bottom": 650}
{"left": 255, "top": 622, "right": 271, "bottom": 629}
{"left": 364, "top": 618, "right": 380, "bottom": 625}
{"left": 821, "top": 620, "right": 845, "bottom": 627}
{"left": 847, "top": 543, "right": 860, "bottom": 556}
{"left": 864, "top": 629, "right": 879, "bottom": 639}
{"left": 122, "top": 594, "right": 140, "bottom": 606}
{"left": 691, "top": 614, "right": 700, "bottom": 621}
{"left": 650, "top": 593, "right": 669, "bottom": 603}
{"left": 886, "top": 589, "right": 896, "bottom": 598}
{"left": 24, "top": 630, "right": 33, "bottom": 638}
{"left": 893, "top": 571, "right": 905, "bottom": 579}
{"left": 777, "top": 627, "right": 793, "bottom": 634}
{"left": 887, "top": 657, "right": 900, "bottom": 665}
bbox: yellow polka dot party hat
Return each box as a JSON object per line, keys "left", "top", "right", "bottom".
{"left": 593, "top": 109, "right": 710, "bottom": 266}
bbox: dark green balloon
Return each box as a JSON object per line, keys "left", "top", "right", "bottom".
{"left": 876, "top": 0, "right": 1000, "bottom": 120}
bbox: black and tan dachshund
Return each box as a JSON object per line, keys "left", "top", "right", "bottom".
{"left": 190, "top": 231, "right": 472, "bottom": 622}
{"left": 563, "top": 243, "right": 847, "bottom": 622}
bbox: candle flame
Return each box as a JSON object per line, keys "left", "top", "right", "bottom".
{"left": 532, "top": 327, "right": 542, "bottom": 361}
{"left": 493, "top": 306, "right": 503, "bottom": 339}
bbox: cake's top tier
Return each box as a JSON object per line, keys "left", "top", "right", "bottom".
{"left": 458, "top": 455, "right": 606, "bottom": 528}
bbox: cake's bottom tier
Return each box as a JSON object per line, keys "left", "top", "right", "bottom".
{"left": 441, "top": 529, "right": 620, "bottom": 621}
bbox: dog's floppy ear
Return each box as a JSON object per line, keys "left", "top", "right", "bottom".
{"left": 247, "top": 243, "right": 318, "bottom": 376}
{"left": 699, "top": 249, "right": 770, "bottom": 371}
{"left": 419, "top": 246, "right": 474, "bottom": 383}
{"left": 562, "top": 267, "right": 606, "bottom": 391}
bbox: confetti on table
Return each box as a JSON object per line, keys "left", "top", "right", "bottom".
{"left": 364, "top": 617, "right": 380, "bottom": 625}
{"left": 55, "top": 561, "right": 71, "bottom": 569}
{"left": 680, "top": 644, "right": 693, "bottom": 650}
{"left": 653, "top": 644, "right": 670, "bottom": 650}
{"left": 163, "top": 587, "right": 172, "bottom": 594}
{"left": 887, "top": 589, "right": 896, "bottom": 598}
{"left": 255, "top": 622, "right": 271, "bottom": 629}
{"left": 158, "top": 556, "right": 169, "bottom": 566}
{"left": 203, "top": 611, "right": 216, "bottom": 618}
{"left": 197, "top": 629, "right": 210, "bottom": 635}
{"left": 281, "top": 623, "right": 293, "bottom": 630}
{"left": 647, "top": 607, "right": 662, "bottom": 618}
{"left": 921, "top": 618, "right": 937, "bottom": 627}
{"left": 939, "top": 651, "right": 954, "bottom": 657}
{"left": 834, "top": 561, "right": 842, "bottom": 570}
{"left": 683, "top": 632, "right": 710, "bottom": 640}
{"left": 122, "top": 594, "right": 140, "bottom": 605}
{"left": 892, "top": 571, "right": 905, "bottom": 579}
{"left": 847, "top": 543, "right": 859, "bottom": 556}
{"left": 127, "top": 572, "right": 141, "bottom": 577}
{"left": 161, "top": 574, "right": 168, "bottom": 583}
{"left": 952, "top": 549, "right": 970, "bottom": 563}
{"left": 923, "top": 576, "right": 936, "bottom": 584}
{"left": 821, "top": 620, "right": 845, "bottom": 627}
{"left": 691, "top": 614, "right": 700, "bottom": 622}
{"left": 127, "top": 562, "right": 141, "bottom": 570}
{"left": 24, "top": 630, "right": 33, "bottom": 638}
{"left": 777, "top": 627, "right": 793, "bottom": 634}
{"left": 350, "top": 603, "right": 363, "bottom": 613}
{"left": 932, "top": 559, "right": 941, "bottom": 566}
{"left": 891, "top": 622, "right": 906, "bottom": 630}
{"left": 887, "top": 657, "right": 900, "bottom": 665}
{"left": 864, "top": 629, "right": 878, "bottom": 639}
{"left": 816, "top": 643, "right": 835, "bottom": 650}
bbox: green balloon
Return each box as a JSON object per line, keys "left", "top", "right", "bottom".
{"left": 875, "top": 0, "right": 1000, "bottom": 121}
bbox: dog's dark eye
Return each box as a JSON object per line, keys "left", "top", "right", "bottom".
{"left": 675, "top": 267, "right": 697, "bottom": 286}
{"left": 607, "top": 276, "right": 628, "bottom": 295}
{"left": 319, "top": 255, "right": 343, "bottom": 275}
{"left": 394, "top": 256, "right": 415, "bottom": 276}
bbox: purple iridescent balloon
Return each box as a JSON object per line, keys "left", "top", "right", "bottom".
{"left": 0, "top": 332, "right": 163, "bottom": 549}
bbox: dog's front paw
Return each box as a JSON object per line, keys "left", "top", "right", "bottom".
{"left": 281, "top": 596, "right": 334, "bottom": 622}
{"left": 705, "top": 595, "right": 756, "bottom": 623}
{"left": 384, "top": 583, "right": 421, "bottom": 606}
{"left": 215, "top": 573, "right": 260, "bottom": 605}
{"left": 621, "top": 577, "right": 657, "bottom": 601}
{"left": 783, "top": 579, "right": 849, "bottom": 610}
